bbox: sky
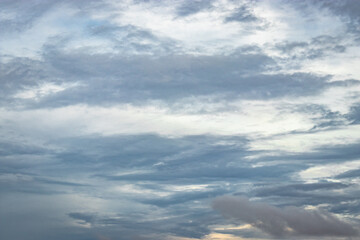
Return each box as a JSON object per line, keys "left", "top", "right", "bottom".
{"left": 1, "top": 0, "right": 360, "bottom": 239}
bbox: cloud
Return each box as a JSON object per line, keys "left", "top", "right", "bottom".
{"left": 347, "top": 104, "right": 360, "bottom": 124}
{"left": 318, "top": 0, "right": 360, "bottom": 36}
{"left": 254, "top": 182, "right": 350, "bottom": 197}
{"left": 101, "top": 164, "right": 296, "bottom": 182}
{"left": 335, "top": 168, "right": 360, "bottom": 179}
{"left": 68, "top": 212, "right": 96, "bottom": 224}
{"left": 250, "top": 181, "right": 359, "bottom": 212}
{"left": 0, "top": 0, "right": 56, "bottom": 33}
{"left": 175, "top": 0, "right": 214, "bottom": 17}
{"left": 224, "top": 6, "right": 258, "bottom": 23}
{"left": 212, "top": 196, "right": 359, "bottom": 237}
{"left": 1, "top": 1, "right": 360, "bottom": 240}
{"left": 7, "top": 44, "right": 358, "bottom": 110}
{"left": 275, "top": 35, "right": 347, "bottom": 60}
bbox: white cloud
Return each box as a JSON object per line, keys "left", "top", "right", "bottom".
{"left": 0, "top": 100, "right": 315, "bottom": 139}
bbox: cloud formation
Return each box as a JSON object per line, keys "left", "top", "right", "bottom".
{"left": 1, "top": 0, "right": 360, "bottom": 239}
{"left": 212, "top": 196, "right": 359, "bottom": 237}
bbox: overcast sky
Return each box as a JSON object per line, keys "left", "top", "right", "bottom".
{"left": 1, "top": 0, "right": 360, "bottom": 239}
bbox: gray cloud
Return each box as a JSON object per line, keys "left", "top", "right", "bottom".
{"left": 224, "top": 5, "right": 258, "bottom": 23}
{"left": 212, "top": 195, "right": 359, "bottom": 237}
{"left": 335, "top": 168, "right": 360, "bottom": 179}
{"left": 0, "top": 0, "right": 106, "bottom": 34}
{"left": 330, "top": 200, "right": 360, "bottom": 215}
{"left": 2, "top": 6, "right": 359, "bottom": 110}
{"left": 275, "top": 35, "right": 347, "bottom": 60}
{"left": 347, "top": 104, "right": 360, "bottom": 124}
{"left": 2, "top": 1, "right": 360, "bottom": 239}
{"left": 68, "top": 212, "right": 96, "bottom": 224}
{"left": 319, "top": 0, "right": 360, "bottom": 37}
{"left": 1, "top": 132, "right": 359, "bottom": 239}
{"left": 250, "top": 181, "right": 359, "bottom": 213}
{"left": 6, "top": 45, "right": 357, "bottom": 109}
{"left": 87, "top": 23, "right": 179, "bottom": 56}
{"left": 175, "top": 0, "right": 214, "bottom": 17}
{"left": 0, "top": 57, "right": 50, "bottom": 104}
{"left": 66, "top": 211, "right": 218, "bottom": 240}
{"left": 100, "top": 164, "right": 297, "bottom": 182}
{"left": 256, "top": 141, "right": 360, "bottom": 164}
{"left": 0, "top": 0, "right": 56, "bottom": 33}
{"left": 254, "top": 182, "right": 350, "bottom": 196}
{"left": 141, "top": 187, "right": 229, "bottom": 207}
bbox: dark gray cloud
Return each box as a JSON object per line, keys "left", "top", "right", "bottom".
{"left": 213, "top": 195, "right": 359, "bottom": 237}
